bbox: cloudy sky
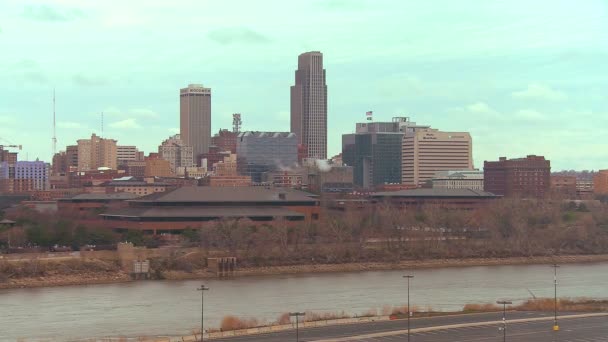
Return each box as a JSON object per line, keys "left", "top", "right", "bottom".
{"left": 0, "top": 0, "right": 606, "bottom": 170}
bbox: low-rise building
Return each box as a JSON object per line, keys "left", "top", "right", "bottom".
{"left": 370, "top": 188, "right": 500, "bottom": 210}
{"left": 105, "top": 177, "right": 171, "bottom": 196}
{"left": 484, "top": 155, "right": 551, "bottom": 198}
{"left": 593, "top": 170, "right": 608, "bottom": 195}
{"left": 431, "top": 170, "right": 484, "bottom": 190}
{"left": 551, "top": 175, "right": 577, "bottom": 198}
{"left": 101, "top": 186, "right": 321, "bottom": 233}
{"left": 208, "top": 175, "right": 252, "bottom": 187}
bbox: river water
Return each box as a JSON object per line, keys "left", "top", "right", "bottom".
{"left": 1, "top": 262, "right": 607, "bottom": 341}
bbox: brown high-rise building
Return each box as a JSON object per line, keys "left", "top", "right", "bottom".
{"left": 180, "top": 84, "right": 211, "bottom": 164}
{"left": 291, "top": 51, "right": 327, "bottom": 160}
{"left": 484, "top": 155, "right": 551, "bottom": 198}
{"left": 77, "top": 134, "right": 117, "bottom": 171}
{"left": 66, "top": 145, "right": 79, "bottom": 171}
{"left": 402, "top": 128, "right": 473, "bottom": 186}
{"left": 52, "top": 152, "right": 68, "bottom": 175}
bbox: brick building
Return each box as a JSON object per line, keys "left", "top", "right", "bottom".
{"left": 484, "top": 155, "right": 551, "bottom": 198}
{"left": 593, "top": 170, "right": 608, "bottom": 195}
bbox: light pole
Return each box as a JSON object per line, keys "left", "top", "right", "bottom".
{"left": 496, "top": 300, "right": 512, "bottom": 342}
{"left": 403, "top": 275, "right": 414, "bottom": 342}
{"left": 551, "top": 264, "right": 560, "bottom": 331}
{"left": 197, "top": 285, "right": 210, "bottom": 342}
{"left": 289, "top": 312, "right": 305, "bottom": 342}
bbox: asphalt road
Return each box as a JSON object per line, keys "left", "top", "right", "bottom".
{"left": 348, "top": 315, "right": 608, "bottom": 342}
{"left": 214, "top": 311, "right": 596, "bottom": 342}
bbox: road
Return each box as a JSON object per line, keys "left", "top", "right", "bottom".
{"left": 338, "top": 315, "right": 608, "bottom": 341}
{"left": 214, "top": 311, "right": 608, "bottom": 341}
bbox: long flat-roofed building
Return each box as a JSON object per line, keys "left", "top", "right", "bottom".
{"left": 402, "top": 128, "right": 473, "bottom": 186}
{"left": 101, "top": 186, "right": 320, "bottom": 234}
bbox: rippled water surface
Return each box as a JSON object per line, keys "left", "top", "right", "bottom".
{"left": 1, "top": 262, "right": 607, "bottom": 340}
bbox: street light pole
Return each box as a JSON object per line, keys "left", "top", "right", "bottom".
{"left": 403, "top": 275, "right": 414, "bottom": 342}
{"left": 496, "top": 300, "right": 512, "bottom": 342}
{"left": 552, "top": 264, "right": 560, "bottom": 331}
{"left": 289, "top": 312, "right": 305, "bottom": 342}
{"left": 197, "top": 285, "right": 210, "bottom": 342}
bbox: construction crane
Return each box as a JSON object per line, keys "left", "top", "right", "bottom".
{"left": 0, "top": 145, "right": 22, "bottom": 150}
{"left": 0, "top": 137, "right": 22, "bottom": 151}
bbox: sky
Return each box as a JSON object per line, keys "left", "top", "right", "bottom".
{"left": 0, "top": 0, "right": 607, "bottom": 171}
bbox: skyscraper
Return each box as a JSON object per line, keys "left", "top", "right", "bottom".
{"left": 180, "top": 84, "right": 211, "bottom": 165}
{"left": 291, "top": 51, "right": 327, "bottom": 160}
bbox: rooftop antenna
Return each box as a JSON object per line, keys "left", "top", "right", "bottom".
{"left": 100, "top": 112, "right": 104, "bottom": 138}
{"left": 52, "top": 89, "right": 57, "bottom": 155}
{"left": 232, "top": 113, "right": 242, "bottom": 133}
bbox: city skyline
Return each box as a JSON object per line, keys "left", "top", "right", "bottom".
{"left": 0, "top": 1, "right": 606, "bottom": 170}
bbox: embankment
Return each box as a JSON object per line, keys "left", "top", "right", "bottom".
{"left": 3, "top": 253, "right": 608, "bottom": 289}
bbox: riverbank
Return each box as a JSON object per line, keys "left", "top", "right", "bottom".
{"left": 161, "top": 254, "right": 608, "bottom": 280}
{"left": 3, "top": 254, "right": 608, "bottom": 290}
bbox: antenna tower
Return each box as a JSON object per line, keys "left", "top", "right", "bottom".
{"left": 52, "top": 89, "right": 57, "bottom": 155}
{"left": 101, "top": 112, "right": 104, "bottom": 138}
{"left": 232, "top": 113, "right": 242, "bottom": 133}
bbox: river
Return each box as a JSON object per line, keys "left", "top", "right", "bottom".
{"left": 1, "top": 262, "right": 607, "bottom": 341}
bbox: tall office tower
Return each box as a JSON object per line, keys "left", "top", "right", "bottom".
{"left": 290, "top": 51, "right": 327, "bottom": 160}
{"left": 180, "top": 84, "right": 211, "bottom": 164}
{"left": 77, "top": 133, "right": 118, "bottom": 171}
{"left": 158, "top": 134, "right": 194, "bottom": 174}
{"left": 342, "top": 117, "right": 429, "bottom": 189}
{"left": 402, "top": 128, "right": 473, "bottom": 186}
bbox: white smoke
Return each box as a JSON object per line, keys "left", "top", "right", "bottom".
{"left": 315, "top": 159, "right": 332, "bottom": 172}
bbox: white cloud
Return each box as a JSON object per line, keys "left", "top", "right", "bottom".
{"left": 467, "top": 102, "right": 496, "bottom": 115}
{"left": 57, "top": 121, "right": 84, "bottom": 129}
{"left": 512, "top": 84, "right": 566, "bottom": 101}
{"left": 0, "top": 115, "right": 17, "bottom": 125}
{"left": 109, "top": 118, "right": 141, "bottom": 129}
{"left": 515, "top": 109, "right": 547, "bottom": 121}
{"left": 103, "top": 107, "right": 159, "bottom": 119}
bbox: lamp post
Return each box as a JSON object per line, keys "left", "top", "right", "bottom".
{"left": 197, "top": 285, "right": 210, "bottom": 341}
{"left": 551, "top": 264, "right": 560, "bottom": 331}
{"left": 289, "top": 312, "right": 306, "bottom": 342}
{"left": 496, "top": 300, "right": 512, "bottom": 342}
{"left": 403, "top": 275, "right": 414, "bottom": 342}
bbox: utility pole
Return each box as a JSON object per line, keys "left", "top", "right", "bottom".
{"left": 197, "top": 285, "right": 210, "bottom": 341}
{"left": 403, "top": 275, "right": 414, "bottom": 342}
{"left": 496, "top": 300, "right": 512, "bottom": 342}
{"left": 552, "top": 264, "right": 560, "bottom": 331}
{"left": 289, "top": 312, "right": 305, "bottom": 342}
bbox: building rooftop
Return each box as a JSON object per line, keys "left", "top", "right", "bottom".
{"left": 132, "top": 186, "right": 318, "bottom": 204}
{"left": 59, "top": 193, "right": 140, "bottom": 201}
{"left": 371, "top": 188, "right": 499, "bottom": 198}
{"left": 102, "top": 206, "right": 305, "bottom": 220}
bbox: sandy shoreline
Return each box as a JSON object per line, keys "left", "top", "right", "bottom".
{"left": 3, "top": 254, "right": 608, "bottom": 290}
